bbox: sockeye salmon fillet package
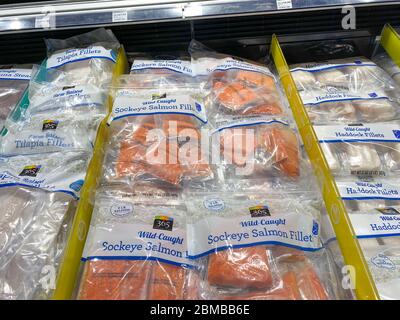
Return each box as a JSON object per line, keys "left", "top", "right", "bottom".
{"left": 290, "top": 57, "right": 400, "bottom": 124}
{"left": 77, "top": 186, "right": 202, "bottom": 300}
{"left": 0, "top": 151, "right": 89, "bottom": 299}
{"left": 185, "top": 192, "right": 344, "bottom": 300}
{"left": 0, "top": 66, "right": 31, "bottom": 129}
{"left": 102, "top": 75, "right": 214, "bottom": 188}
{"left": 210, "top": 116, "right": 303, "bottom": 182}
{"left": 189, "top": 40, "right": 287, "bottom": 120}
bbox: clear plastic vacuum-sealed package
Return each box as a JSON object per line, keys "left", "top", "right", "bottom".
{"left": 314, "top": 122, "right": 400, "bottom": 176}
{"left": 0, "top": 151, "right": 89, "bottom": 300}
{"left": 0, "top": 67, "right": 31, "bottom": 128}
{"left": 77, "top": 186, "right": 200, "bottom": 300}
{"left": 185, "top": 192, "right": 343, "bottom": 300}
{"left": 102, "top": 75, "right": 213, "bottom": 188}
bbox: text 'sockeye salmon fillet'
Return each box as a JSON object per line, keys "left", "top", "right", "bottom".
{"left": 102, "top": 75, "right": 213, "bottom": 188}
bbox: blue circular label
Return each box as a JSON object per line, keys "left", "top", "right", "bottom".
{"left": 204, "top": 198, "right": 225, "bottom": 211}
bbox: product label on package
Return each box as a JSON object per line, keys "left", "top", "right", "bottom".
{"left": 300, "top": 87, "right": 389, "bottom": 105}
{"left": 0, "top": 68, "right": 31, "bottom": 80}
{"left": 314, "top": 123, "right": 400, "bottom": 143}
{"left": 82, "top": 222, "right": 192, "bottom": 267}
{"left": 188, "top": 210, "right": 322, "bottom": 258}
{"left": 350, "top": 207, "right": 400, "bottom": 238}
{"left": 47, "top": 46, "right": 117, "bottom": 69}
{"left": 32, "top": 84, "right": 105, "bottom": 110}
{"left": 212, "top": 117, "right": 288, "bottom": 134}
{"left": 290, "top": 59, "right": 377, "bottom": 73}
{"left": 337, "top": 180, "right": 400, "bottom": 200}
{"left": 194, "top": 57, "right": 273, "bottom": 77}
{"left": 131, "top": 59, "right": 193, "bottom": 75}
{"left": 110, "top": 89, "right": 207, "bottom": 123}
{"left": 0, "top": 162, "right": 84, "bottom": 199}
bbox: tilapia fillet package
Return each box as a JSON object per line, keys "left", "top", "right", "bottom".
{"left": 44, "top": 28, "right": 120, "bottom": 88}
{"left": 102, "top": 77, "right": 213, "bottom": 188}
{"left": 0, "top": 151, "right": 89, "bottom": 299}
{"left": 77, "top": 186, "right": 200, "bottom": 300}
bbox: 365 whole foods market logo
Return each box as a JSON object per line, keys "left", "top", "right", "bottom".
{"left": 249, "top": 205, "right": 270, "bottom": 217}
{"left": 152, "top": 93, "right": 167, "bottom": 100}
{"left": 153, "top": 215, "right": 173, "bottom": 231}
{"left": 42, "top": 120, "right": 59, "bottom": 131}
{"left": 19, "top": 165, "right": 41, "bottom": 177}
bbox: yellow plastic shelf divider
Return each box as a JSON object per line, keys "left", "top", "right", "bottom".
{"left": 380, "top": 24, "right": 400, "bottom": 68}
{"left": 270, "top": 35, "right": 379, "bottom": 300}
{"left": 52, "top": 48, "right": 128, "bottom": 300}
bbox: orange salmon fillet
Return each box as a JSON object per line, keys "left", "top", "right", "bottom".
{"left": 236, "top": 70, "right": 277, "bottom": 91}
{"left": 207, "top": 246, "right": 272, "bottom": 289}
{"left": 147, "top": 263, "right": 186, "bottom": 300}
{"left": 263, "top": 127, "right": 299, "bottom": 178}
{"left": 78, "top": 260, "right": 149, "bottom": 300}
{"left": 297, "top": 265, "right": 329, "bottom": 300}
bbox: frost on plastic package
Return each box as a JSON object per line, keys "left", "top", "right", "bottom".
{"left": 0, "top": 151, "right": 89, "bottom": 300}
{"left": 211, "top": 116, "right": 302, "bottom": 182}
{"left": 78, "top": 186, "right": 201, "bottom": 300}
{"left": 374, "top": 51, "right": 400, "bottom": 86}
{"left": 314, "top": 122, "right": 400, "bottom": 177}
{"left": 0, "top": 113, "right": 96, "bottom": 155}
{"left": 290, "top": 57, "right": 399, "bottom": 93}
{"left": 189, "top": 40, "right": 286, "bottom": 118}
{"left": 186, "top": 192, "right": 341, "bottom": 300}
{"left": 102, "top": 76, "right": 213, "bottom": 188}
{"left": 0, "top": 67, "right": 31, "bottom": 128}
{"left": 44, "top": 28, "right": 120, "bottom": 87}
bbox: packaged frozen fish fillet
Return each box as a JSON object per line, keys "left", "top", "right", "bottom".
{"left": 189, "top": 40, "right": 286, "bottom": 119}
{"left": 290, "top": 57, "right": 399, "bottom": 93}
{"left": 185, "top": 192, "right": 342, "bottom": 300}
{"left": 314, "top": 122, "right": 400, "bottom": 177}
{"left": 27, "top": 67, "right": 108, "bottom": 118}
{"left": 374, "top": 52, "right": 400, "bottom": 86}
{"left": 44, "top": 28, "right": 120, "bottom": 88}
{"left": 210, "top": 116, "right": 301, "bottom": 180}
{"left": 102, "top": 76, "right": 213, "bottom": 188}
{"left": 297, "top": 85, "right": 400, "bottom": 124}
{"left": 0, "top": 151, "right": 89, "bottom": 300}
{"left": 78, "top": 186, "right": 200, "bottom": 300}
{"left": 0, "top": 67, "right": 31, "bottom": 128}
{"left": 0, "top": 113, "right": 97, "bottom": 156}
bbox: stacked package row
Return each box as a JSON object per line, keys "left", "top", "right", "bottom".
{"left": 291, "top": 56, "right": 400, "bottom": 299}
{"left": 76, "top": 41, "right": 347, "bottom": 300}
{"left": 0, "top": 29, "right": 121, "bottom": 300}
